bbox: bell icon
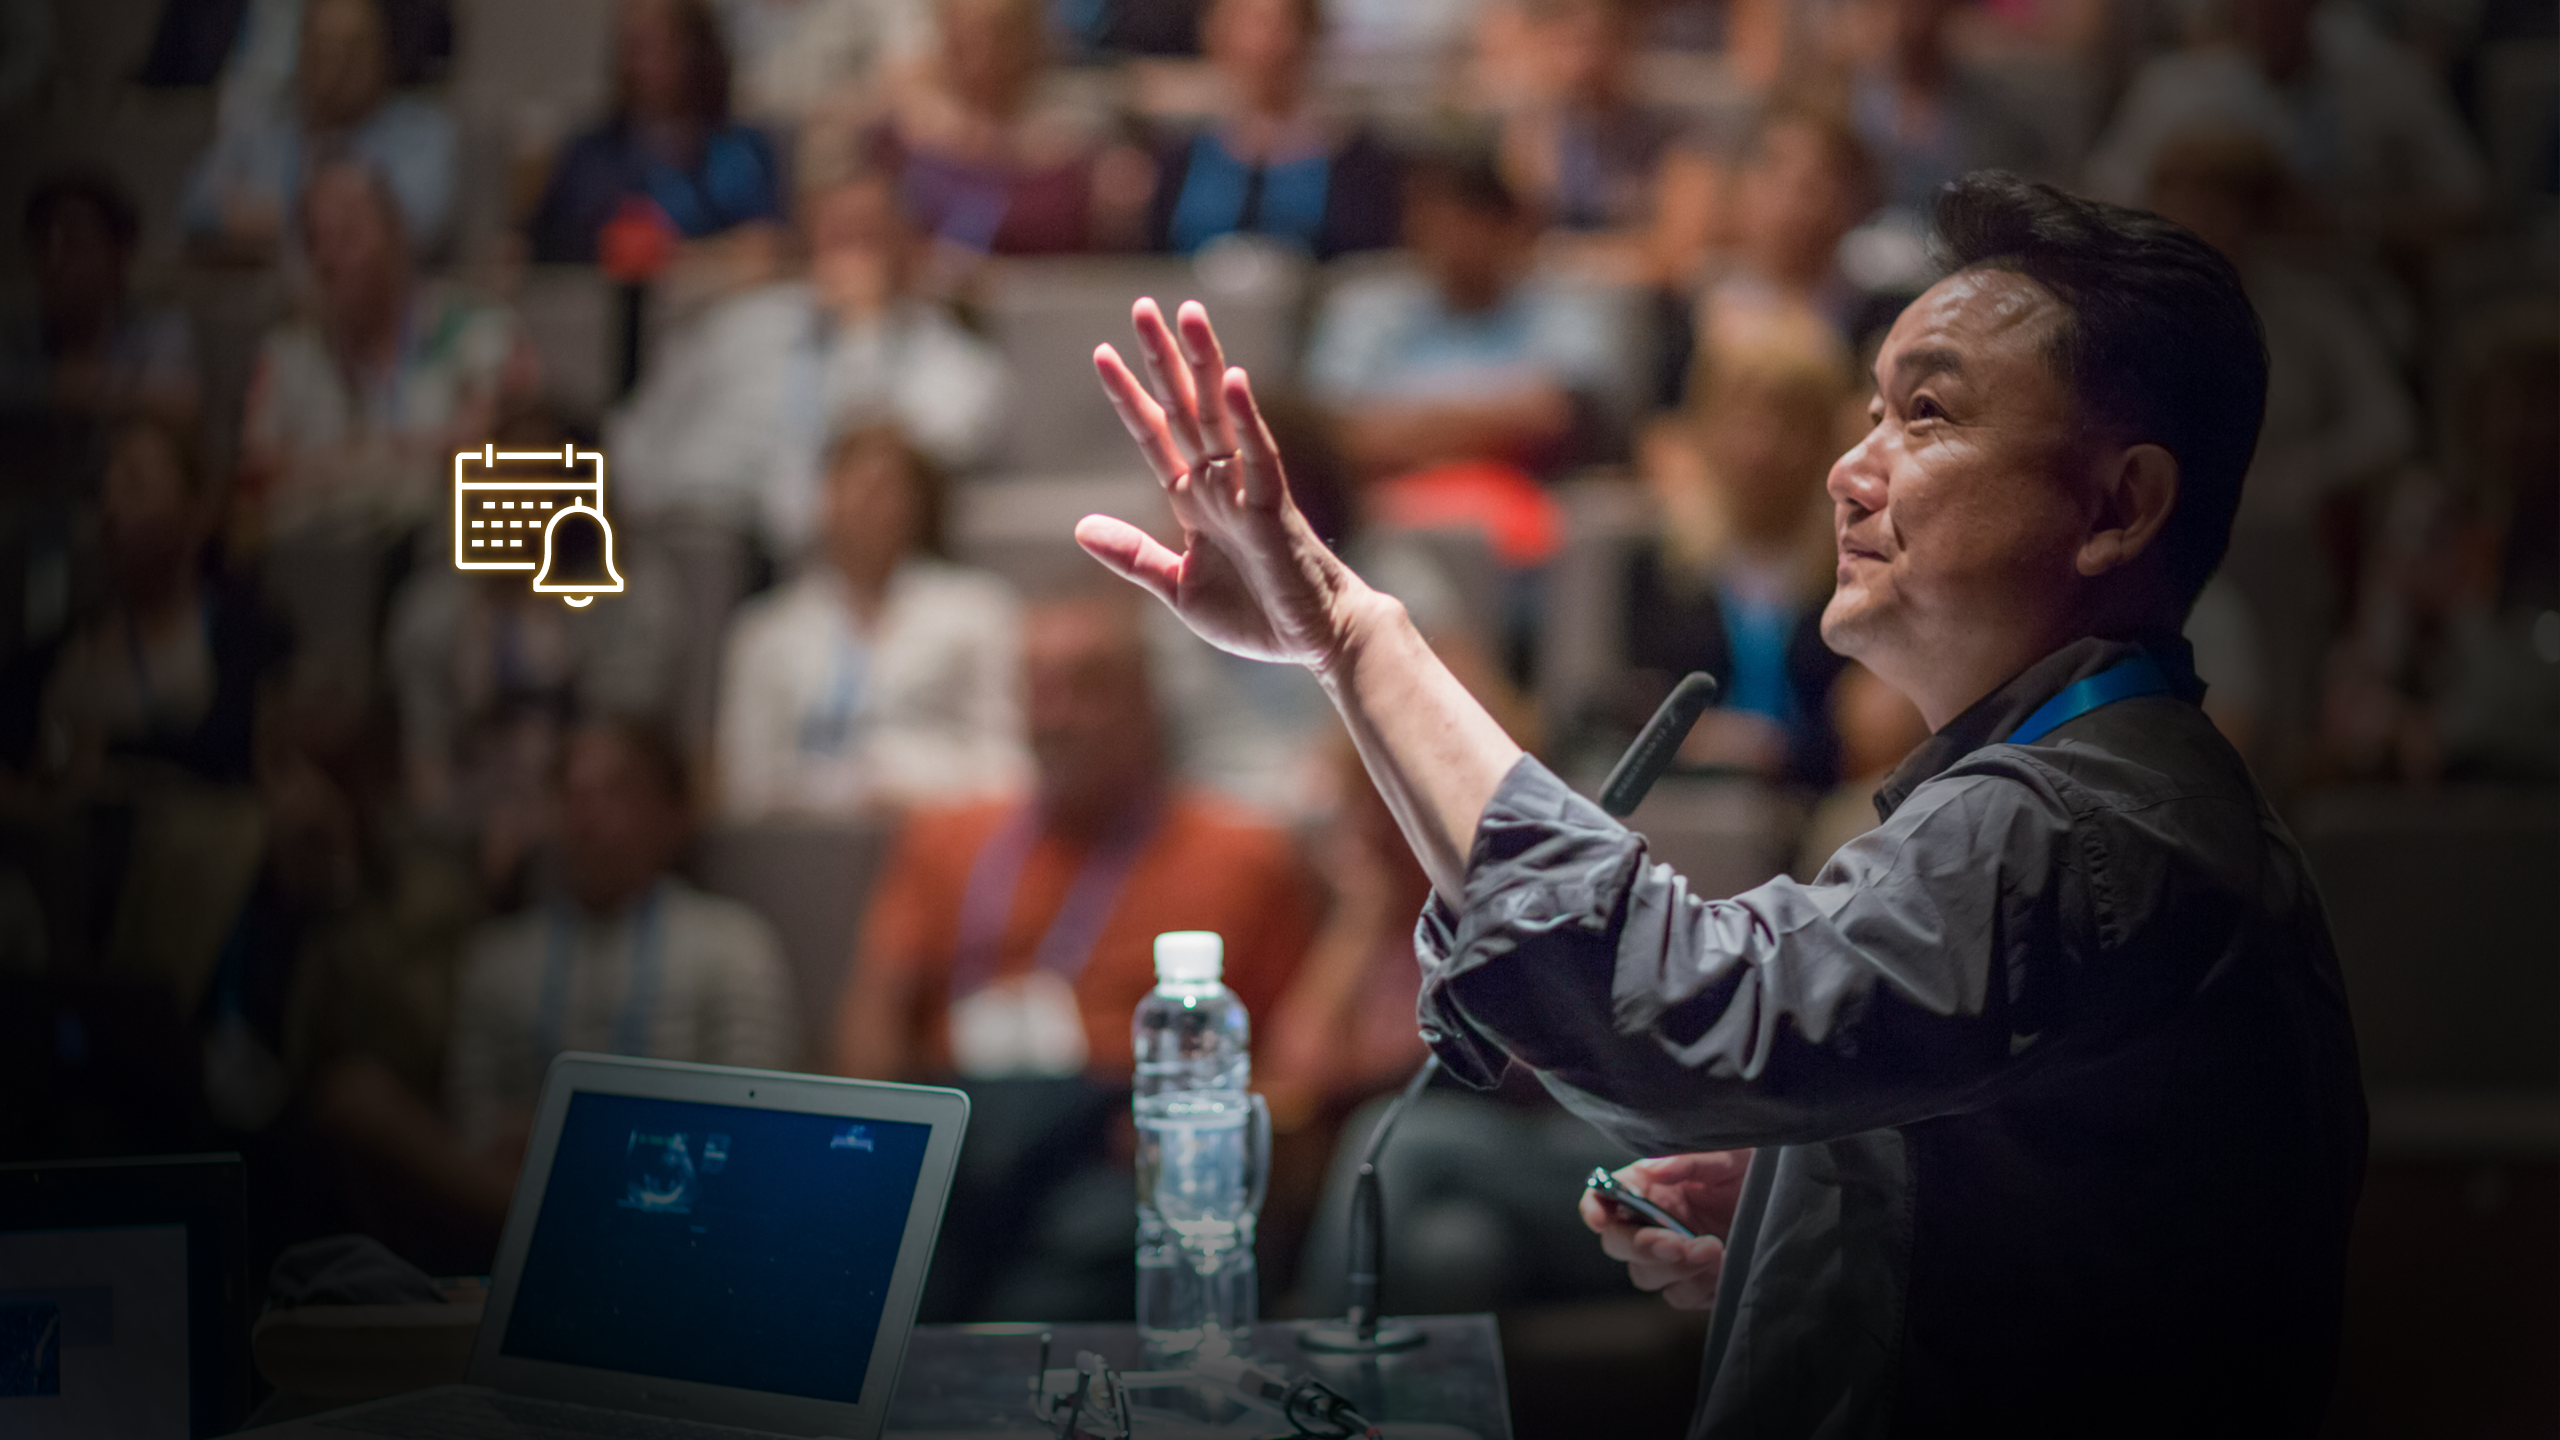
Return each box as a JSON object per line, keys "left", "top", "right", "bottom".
{"left": 530, "top": 501, "right": 626, "bottom": 607}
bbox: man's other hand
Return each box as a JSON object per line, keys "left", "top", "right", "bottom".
{"left": 1579, "top": 1150, "right": 1754, "bottom": 1311}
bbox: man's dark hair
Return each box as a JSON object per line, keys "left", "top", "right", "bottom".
{"left": 25, "top": 169, "right": 142, "bottom": 249}
{"left": 1932, "top": 172, "right": 2267, "bottom": 611}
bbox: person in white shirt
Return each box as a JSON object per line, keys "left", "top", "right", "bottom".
{"left": 714, "top": 423, "right": 1027, "bottom": 821}
{"left": 605, "top": 168, "right": 1009, "bottom": 553}
{"left": 446, "top": 720, "right": 796, "bottom": 1151}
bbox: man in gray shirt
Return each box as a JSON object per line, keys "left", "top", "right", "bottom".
{"left": 1078, "top": 171, "right": 2364, "bottom": 1435}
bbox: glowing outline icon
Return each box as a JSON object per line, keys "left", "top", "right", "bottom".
{"left": 452, "top": 443, "right": 626, "bottom": 608}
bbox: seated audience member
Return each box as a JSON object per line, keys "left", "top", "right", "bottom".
{"left": 182, "top": 0, "right": 458, "bottom": 259}
{"left": 1846, "top": 0, "right": 2063, "bottom": 218}
{"left": 1301, "top": 144, "right": 1618, "bottom": 564}
{"left": 2145, "top": 127, "right": 2414, "bottom": 788}
{"left": 714, "top": 424, "right": 1026, "bottom": 821}
{"left": 34, "top": 417, "right": 287, "bottom": 786}
{"left": 717, "top": 0, "right": 935, "bottom": 127}
{"left": 237, "top": 159, "right": 537, "bottom": 545}
{"left": 1615, "top": 321, "right": 1852, "bottom": 787}
{"left": 1146, "top": 0, "right": 1400, "bottom": 260}
{"left": 830, "top": 590, "right": 1317, "bottom": 1086}
{"left": 608, "top": 168, "right": 1010, "bottom": 550}
{"left": 525, "top": 0, "right": 788, "bottom": 268}
{"left": 2321, "top": 305, "right": 2560, "bottom": 784}
{"left": 851, "top": 0, "right": 1153, "bottom": 260}
{"left": 832, "top": 591, "right": 1316, "bottom": 1319}
{"left": 386, "top": 406, "right": 679, "bottom": 889}
{"left": 1482, "top": 0, "right": 1716, "bottom": 284}
{"left": 2084, "top": 0, "right": 2486, "bottom": 250}
{"left": 0, "top": 172, "right": 201, "bottom": 428}
{"left": 1694, "top": 103, "right": 1876, "bottom": 359}
{"left": 447, "top": 721, "right": 796, "bottom": 1153}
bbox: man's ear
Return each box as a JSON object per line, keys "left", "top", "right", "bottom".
{"left": 2075, "top": 442, "right": 2179, "bottom": 578}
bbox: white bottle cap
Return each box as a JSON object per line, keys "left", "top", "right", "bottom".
{"left": 1153, "top": 931, "right": 1224, "bottom": 984}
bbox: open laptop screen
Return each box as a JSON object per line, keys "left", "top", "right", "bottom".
{"left": 498, "top": 1091, "right": 931, "bottom": 1404}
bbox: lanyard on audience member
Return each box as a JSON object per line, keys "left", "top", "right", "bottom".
{"left": 948, "top": 795, "right": 1163, "bottom": 1002}
{"left": 2006, "top": 653, "right": 2174, "bottom": 746}
{"left": 535, "top": 881, "right": 666, "bottom": 1063}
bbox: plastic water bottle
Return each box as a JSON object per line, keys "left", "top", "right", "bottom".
{"left": 1133, "top": 931, "right": 1267, "bottom": 1353}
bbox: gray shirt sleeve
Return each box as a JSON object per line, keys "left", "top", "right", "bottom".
{"left": 1416, "top": 754, "right": 2105, "bottom": 1155}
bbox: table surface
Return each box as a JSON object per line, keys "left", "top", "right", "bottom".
{"left": 239, "top": 1316, "right": 1513, "bottom": 1440}
{"left": 885, "top": 1317, "right": 1512, "bottom": 1439}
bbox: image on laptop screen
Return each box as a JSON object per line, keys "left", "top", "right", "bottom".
{"left": 500, "top": 1092, "right": 932, "bottom": 1404}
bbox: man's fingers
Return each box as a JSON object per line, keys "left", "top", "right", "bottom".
{"left": 1130, "top": 299, "right": 1205, "bottom": 462}
{"left": 1223, "top": 366, "right": 1288, "bottom": 511}
{"left": 1073, "top": 514, "right": 1183, "bottom": 607}
{"left": 1094, "top": 345, "right": 1187, "bottom": 486}
{"left": 1176, "top": 301, "right": 1240, "bottom": 458}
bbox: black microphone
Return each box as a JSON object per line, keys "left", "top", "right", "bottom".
{"left": 1298, "top": 682, "right": 1719, "bottom": 1354}
{"left": 1297, "top": 1054, "right": 1440, "bottom": 1354}
{"left": 1598, "top": 671, "right": 1719, "bottom": 817}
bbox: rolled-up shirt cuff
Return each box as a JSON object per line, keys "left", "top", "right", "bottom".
{"left": 1412, "top": 754, "right": 1647, "bottom": 1088}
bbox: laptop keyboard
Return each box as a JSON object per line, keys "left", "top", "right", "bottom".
{"left": 319, "top": 1391, "right": 791, "bottom": 1440}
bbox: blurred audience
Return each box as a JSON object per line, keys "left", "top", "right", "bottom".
{"left": 1614, "top": 321, "right": 1852, "bottom": 786}
{"left": 2321, "top": 304, "right": 2560, "bottom": 784}
{"left": 850, "top": 0, "right": 1153, "bottom": 261}
{"left": 1302, "top": 144, "right": 1619, "bottom": 571}
{"left": 830, "top": 590, "right": 1316, "bottom": 1083}
{"left": 182, "top": 0, "right": 458, "bottom": 260}
{"left": 607, "top": 168, "right": 1009, "bottom": 551}
{"left": 33, "top": 417, "right": 286, "bottom": 788}
{"left": 237, "top": 159, "right": 536, "bottom": 546}
{"left": 1145, "top": 0, "right": 1402, "bottom": 260}
{"left": 1845, "top": 0, "right": 2063, "bottom": 216}
{"left": 1483, "top": 0, "right": 1718, "bottom": 284}
{"left": 447, "top": 720, "right": 795, "bottom": 1147}
{"left": 2085, "top": 0, "right": 2488, "bottom": 251}
{"left": 2146, "top": 126, "right": 2416, "bottom": 786}
{"left": 1, "top": 173, "right": 202, "bottom": 429}
{"left": 714, "top": 424, "right": 1026, "bottom": 821}
{"left": 1693, "top": 102, "right": 1877, "bottom": 358}
{"left": 525, "top": 0, "right": 788, "bottom": 274}
{"left": 717, "top": 0, "right": 935, "bottom": 128}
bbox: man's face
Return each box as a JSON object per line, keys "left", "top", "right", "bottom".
{"left": 558, "top": 731, "right": 687, "bottom": 910}
{"left": 1820, "top": 270, "right": 2092, "bottom": 669}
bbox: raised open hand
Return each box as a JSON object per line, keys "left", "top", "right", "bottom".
{"left": 1076, "top": 298, "right": 1360, "bottom": 670}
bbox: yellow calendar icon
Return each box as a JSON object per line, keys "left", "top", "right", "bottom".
{"left": 452, "top": 443, "right": 626, "bottom": 607}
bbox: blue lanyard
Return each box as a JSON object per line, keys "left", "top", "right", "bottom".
{"left": 948, "top": 797, "right": 1161, "bottom": 1001}
{"left": 535, "top": 883, "right": 665, "bottom": 1064}
{"left": 2006, "top": 653, "right": 2174, "bottom": 746}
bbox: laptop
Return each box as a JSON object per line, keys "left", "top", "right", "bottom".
{"left": 248, "top": 1054, "right": 968, "bottom": 1440}
{"left": 0, "top": 1153, "right": 251, "bottom": 1439}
